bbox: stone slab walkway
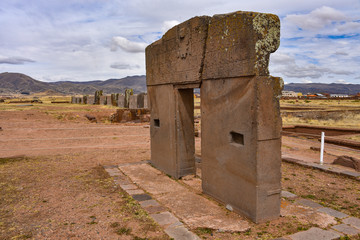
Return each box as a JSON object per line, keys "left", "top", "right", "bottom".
{"left": 104, "top": 163, "right": 360, "bottom": 240}
{"left": 118, "top": 162, "right": 250, "bottom": 233}
{"left": 104, "top": 164, "right": 200, "bottom": 240}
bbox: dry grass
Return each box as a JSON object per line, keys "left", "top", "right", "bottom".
{"left": 281, "top": 99, "right": 360, "bottom": 108}
{"left": 282, "top": 162, "right": 360, "bottom": 218}
{"left": 282, "top": 113, "right": 360, "bottom": 128}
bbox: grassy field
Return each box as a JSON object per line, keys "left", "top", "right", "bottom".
{"left": 281, "top": 99, "right": 360, "bottom": 128}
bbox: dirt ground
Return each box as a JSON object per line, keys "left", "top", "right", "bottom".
{"left": 0, "top": 103, "right": 167, "bottom": 240}
{"left": 0, "top": 103, "right": 359, "bottom": 239}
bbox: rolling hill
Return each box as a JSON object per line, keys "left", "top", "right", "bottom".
{"left": 1, "top": 72, "right": 359, "bottom": 96}
{"left": 284, "top": 83, "right": 360, "bottom": 95}
{"left": 0, "top": 72, "right": 146, "bottom": 95}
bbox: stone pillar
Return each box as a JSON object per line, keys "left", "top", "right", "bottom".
{"left": 129, "top": 94, "right": 138, "bottom": 109}
{"left": 144, "top": 94, "right": 148, "bottom": 109}
{"left": 118, "top": 95, "right": 125, "bottom": 108}
{"left": 87, "top": 96, "right": 94, "bottom": 105}
{"left": 100, "top": 96, "right": 106, "bottom": 105}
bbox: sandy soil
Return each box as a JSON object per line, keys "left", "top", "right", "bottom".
{"left": 0, "top": 103, "right": 359, "bottom": 239}
{"left": 0, "top": 104, "right": 167, "bottom": 240}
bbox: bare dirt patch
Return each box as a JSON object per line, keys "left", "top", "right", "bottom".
{"left": 0, "top": 103, "right": 166, "bottom": 240}
{"left": 282, "top": 161, "right": 360, "bottom": 218}
{"left": 1, "top": 102, "right": 360, "bottom": 239}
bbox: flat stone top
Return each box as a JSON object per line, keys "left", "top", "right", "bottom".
{"left": 146, "top": 11, "right": 280, "bottom": 86}
{"left": 288, "top": 227, "right": 341, "bottom": 240}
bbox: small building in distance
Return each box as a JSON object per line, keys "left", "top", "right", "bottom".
{"left": 330, "top": 94, "right": 349, "bottom": 98}
{"left": 282, "top": 91, "right": 301, "bottom": 98}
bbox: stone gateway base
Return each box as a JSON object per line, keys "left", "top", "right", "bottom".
{"left": 146, "top": 11, "right": 283, "bottom": 223}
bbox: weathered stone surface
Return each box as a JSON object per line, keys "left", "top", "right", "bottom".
{"left": 139, "top": 199, "right": 160, "bottom": 208}
{"left": 129, "top": 94, "right": 138, "bottom": 109}
{"left": 280, "top": 200, "right": 336, "bottom": 228}
{"left": 281, "top": 191, "right": 297, "bottom": 199}
{"left": 341, "top": 170, "right": 360, "bottom": 178}
{"left": 150, "top": 212, "right": 179, "bottom": 226}
{"left": 317, "top": 207, "right": 348, "bottom": 219}
{"left": 201, "top": 76, "right": 282, "bottom": 222}
{"left": 146, "top": 16, "right": 210, "bottom": 86}
{"left": 333, "top": 155, "right": 360, "bottom": 171}
{"left": 164, "top": 224, "right": 200, "bottom": 240}
{"left": 126, "top": 189, "right": 144, "bottom": 195}
{"left": 132, "top": 193, "right": 152, "bottom": 202}
{"left": 99, "top": 96, "right": 106, "bottom": 105}
{"left": 145, "top": 205, "right": 168, "bottom": 214}
{"left": 117, "top": 95, "right": 125, "bottom": 108}
{"left": 146, "top": 10, "right": 281, "bottom": 223}
{"left": 120, "top": 163, "right": 250, "bottom": 232}
{"left": 331, "top": 224, "right": 360, "bottom": 236}
{"left": 148, "top": 85, "right": 195, "bottom": 178}
{"left": 343, "top": 217, "right": 360, "bottom": 229}
{"left": 295, "top": 199, "right": 323, "bottom": 209}
{"left": 119, "top": 183, "right": 138, "bottom": 190}
{"left": 288, "top": 227, "right": 341, "bottom": 240}
{"left": 87, "top": 96, "right": 94, "bottom": 105}
{"left": 202, "top": 12, "right": 280, "bottom": 79}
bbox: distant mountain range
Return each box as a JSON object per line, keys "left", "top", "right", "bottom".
{"left": 284, "top": 83, "right": 360, "bottom": 95}
{"left": 0, "top": 72, "right": 146, "bottom": 95}
{"left": 1, "top": 72, "right": 359, "bottom": 95}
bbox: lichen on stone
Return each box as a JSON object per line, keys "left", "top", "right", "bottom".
{"left": 253, "top": 13, "right": 280, "bottom": 75}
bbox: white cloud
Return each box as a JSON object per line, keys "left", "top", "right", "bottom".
{"left": 110, "top": 63, "right": 140, "bottom": 70}
{"left": 337, "top": 21, "right": 360, "bottom": 32}
{"left": 335, "top": 79, "right": 350, "bottom": 84}
{"left": 285, "top": 6, "right": 347, "bottom": 30}
{"left": 110, "top": 37, "right": 147, "bottom": 53}
{"left": 302, "top": 79, "right": 313, "bottom": 83}
{"left": 0, "top": 57, "right": 35, "bottom": 65}
{"left": 0, "top": 1, "right": 360, "bottom": 83}
{"left": 162, "top": 20, "right": 180, "bottom": 33}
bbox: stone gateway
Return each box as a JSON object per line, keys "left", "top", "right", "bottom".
{"left": 146, "top": 11, "right": 283, "bottom": 223}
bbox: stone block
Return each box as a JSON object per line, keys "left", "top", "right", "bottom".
{"left": 148, "top": 85, "right": 195, "bottom": 178}
{"left": 145, "top": 205, "right": 168, "bottom": 214}
{"left": 317, "top": 207, "right": 348, "bottom": 219}
{"left": 341, "top": 171, "right": 360, "bottom": 178}
{"left": 119, "top": 184, "right": 138, "bottom": 190}
{"left": 288, "top": 227, "right": 341, "bottom": 240}
{"left": 295, "top": 199, "right": 323, "bottom": 209}
{"left": 129, "top": 94, "right": 138, "bottom": 109}
{"left": 333, "top": 156, "right": 360, "bottom": 171}
{"left": 202, "top": 11, "right": 280, "bottom": 79}
{"left": 139, "top": 199, "right": 160, "bottom": 208}
{"left": 132, "top": 193, "right": 152, "bottom": 202}
{"left": 146, "top": 16, "right": 210, "bottom": 86}
{"left": 281, "top": 191, "right": 297, "bottom": 199}
{"left": 164, "top": 224, "right": 200, "bottom": 240}
{"left": 87, "top": 96, "right": 94, "bottom": 105}
{"left": 331, "top": 224, "right": 360, "bottom": 236}
{"left": 126, "top": 189, "right": 144, "bottom": 195}
{"left": 117, "top": 95, "right": 125, "bottom": 108}
{"left": 343, "top": 217, "right": 360, "bottom": 229}
{"left": 99, "top": 96, "right": 106, "bottom": 105}
{"left": 150, "top": 211, "right": 179, "bottom": 226}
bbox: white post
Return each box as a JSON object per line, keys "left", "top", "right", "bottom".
{"left": 320, "top": 132, "right": 325, "bottom": 165}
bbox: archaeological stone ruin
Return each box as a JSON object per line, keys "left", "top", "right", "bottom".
{"left": 146, "top": 11, "right": 283, "bottom": 223}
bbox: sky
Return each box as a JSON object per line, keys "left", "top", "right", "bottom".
{"left": 0, "top": 0, "right": 359, "bottom": 84}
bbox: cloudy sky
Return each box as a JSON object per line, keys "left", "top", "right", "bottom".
{"left": 0, "top": 0, "right": 359, "bottom": 84}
